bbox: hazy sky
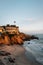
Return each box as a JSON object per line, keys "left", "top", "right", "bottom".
{"left": 0, "top": 0, "right": 43, "bottom": 33}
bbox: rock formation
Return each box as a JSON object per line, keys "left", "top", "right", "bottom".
{"left": 0, "top": 32, "right": 39, "bottom": 45}
{"left": 0, "top": 24, "right": 39, "bottom": 45}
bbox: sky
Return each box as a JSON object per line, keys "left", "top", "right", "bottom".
{"left": 0, "top": 0, "right": 43, "bottom": 34}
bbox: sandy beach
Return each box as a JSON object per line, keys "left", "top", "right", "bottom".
{"left": 0, "top": 44, "right": 43, "bottom": 65}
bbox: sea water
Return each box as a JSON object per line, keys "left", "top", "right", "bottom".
{"left": 23, "top": 34, "right": 43, "bottom": 64}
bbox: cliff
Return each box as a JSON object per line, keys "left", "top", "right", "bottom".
{"left": 0, "top": 32, "right": 39, "bottom": 45}
{"left": 0, "top": 24, "right": 39, "bottom": 45}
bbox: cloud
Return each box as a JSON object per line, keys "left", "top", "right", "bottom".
{"left": 18, "top": 18, "right": 35, "bottom": 24}
{"left": 24, "top": 18, "right": 34, "bottom": 21}
{"left": 19, "top": 18, "right": 43, "bottom": 33}
{"left": 22, "top": 18, "right": 34, "bottom": 22}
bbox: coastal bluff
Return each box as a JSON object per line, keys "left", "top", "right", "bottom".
{"left": 0, "top": 24, "right": 39, "bottom": 45}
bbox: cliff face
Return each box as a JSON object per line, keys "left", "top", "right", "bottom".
{"left": 0, "top": 32, "right": 39, "bottom": 45}
{"left": 0, "top": 35, "right": 10, "bottom": 45}
{"left": 11, "top": 35, "right": 23, "bottom": 44}
{"left": 0, "top": 24, "right": 39, "bottom": 45}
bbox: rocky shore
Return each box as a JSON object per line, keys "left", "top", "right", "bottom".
{"left": 0, "top": 44, "right": 42, "bottom": 65}
{"left": 0, "top": 25, "right": 39, "bottom": 65}
{"left": 0, "top": 32, "right": 39, "bottom": 45}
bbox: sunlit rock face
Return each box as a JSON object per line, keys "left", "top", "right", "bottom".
{"left": 0, "top": 35, "right": 10, "bottom": 45}
{"left": 0, "top": 33, "right": 39, "bottom": 45}
{"left": 0, "top": 36, "right": 4, "bottom": 44}
{"left": 4, "top": 35, "right": 10, "bottom": 45}
{"left": 11, "top": 35, "right": 23, "bottom": 44}
{"left": 0, "top": 34, "right": 24, "bottom": 45}
{"left": 0, "top": 24, "right": 39, "bottom": 45}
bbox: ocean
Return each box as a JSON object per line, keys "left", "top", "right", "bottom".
{"left": 23, "top": 34, "right": 43, "bottom": 64}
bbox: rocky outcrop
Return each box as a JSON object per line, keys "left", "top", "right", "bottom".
{"left": 0, "top": 51, "right": 11, "bottom": 56}
{"left": 19, "top": 33, "right": 39, "bottom": 41}
{"left": 0, "top": 50, "right": 15, "bottom": 65}
{"left": 0, "top": 32, "right": 39, "bottom": 45}
{"left": 11, "top": 35, "right": 23, "bottom": 45}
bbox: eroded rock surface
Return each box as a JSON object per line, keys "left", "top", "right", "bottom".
{"left": 0, "top": 32, "right": 39, "bottom": 45}
{"left": 0, "top": 51, "right": 11, "bottom": 56}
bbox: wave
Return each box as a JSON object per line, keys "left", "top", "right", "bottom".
{"left": 24, "top": 41, "right": 43, "bottom": 64}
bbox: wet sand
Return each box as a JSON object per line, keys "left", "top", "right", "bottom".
{"left": 0, "top": 44, "right": 43, "bottom": 65}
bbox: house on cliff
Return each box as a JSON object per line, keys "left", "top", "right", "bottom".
{"left": 0, "top": 26, "right": 5, "bottom": 33}
{"left": 0, "top": 24, "right": 19, "bottom": 34}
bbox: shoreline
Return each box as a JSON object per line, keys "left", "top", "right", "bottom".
{"left": 0, "top": 44, "right": 43, "bottom": 65}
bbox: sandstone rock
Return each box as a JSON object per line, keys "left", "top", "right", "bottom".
{"left": 0, "top": 32, "right": 39, "bottom": 45}
{"left": 8, "top": 56, "right": 15, "bottom": 63}
{"left": 11, "top": 35, "right": 23, "bottom": 45}
{"left": 0, "top": 51, "right": 11, "bottom": 56}
{"left": 4, "top": 35, "right": 11, "bottom": 45}
{"left": 4, "top": 56, "right": 15, "bottom": 64}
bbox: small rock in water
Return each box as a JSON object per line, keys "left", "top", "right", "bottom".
{"left": 28, "top": 42, "right": 30, "bottom": 44}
